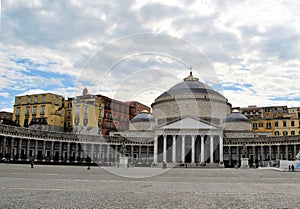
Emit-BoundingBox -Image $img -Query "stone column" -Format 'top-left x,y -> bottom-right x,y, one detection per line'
237,146 -> 240,166
146,145 -> 149,164
42,141 -> 46,162
163,135 -> 167,163
191,135 -> 195,163
210,135 -> 214,163
107,144 -> 110,163
228,146 -> 232,166
138,145 -> 142,164
98,144 -> 102,162
58,142 -> 62,162
172,135 -> 176,163
18,138 -> 22,161
91,144 -> 94,162
115,144 -> 118,163
285,145 -> 289,160
67,143 -> 70,162
10,138 -> 14,161
2,136 -> 6,158
294,145 -> 297,160
26,139 -> 30,161
43,141 -> 47,159
78,144 -> 82,163
276,145 -> 280,160
131,145 -> 134,159
50,141 -> 54,162
34,140 -> 38,161
269,145 -> 272,160
42,140 -> 46,162
181,135 -> 185,163
81,144 -> 85,163
200,135 -> 205,164
219,136 -> 224,164
153,136 -> 158,163
252,146 -> 256,167
261,145 -> 264,163
74,143 -> 78,163
2,137 -> 6,160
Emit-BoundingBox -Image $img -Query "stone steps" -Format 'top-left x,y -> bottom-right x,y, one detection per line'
155,163 -> 223,168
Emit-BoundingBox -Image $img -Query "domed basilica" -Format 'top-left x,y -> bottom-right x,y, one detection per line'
2,70 -> 299,168
119,71 -> 258,167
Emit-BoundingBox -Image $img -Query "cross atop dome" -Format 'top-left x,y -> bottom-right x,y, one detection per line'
183,66 -> 199,81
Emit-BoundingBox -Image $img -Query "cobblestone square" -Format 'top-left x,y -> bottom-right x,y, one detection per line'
0,164 -> 299,208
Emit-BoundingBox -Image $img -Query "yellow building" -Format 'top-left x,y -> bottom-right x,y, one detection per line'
240,105 -> 300,136
272,107 -> 300,136
73,88 -> 104,135
273,119 -> 300,136
251,119 -> 274,135
13,93 -> 65,131
252,118 -> 300,136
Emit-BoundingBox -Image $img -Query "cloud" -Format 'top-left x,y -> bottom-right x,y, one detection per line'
0,92 -> 10,98
1,0 -> 300,112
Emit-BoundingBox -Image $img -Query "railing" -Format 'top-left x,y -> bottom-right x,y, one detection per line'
224,135 -> 300,145
1,124 -> 299,146
0,124 -> 152,145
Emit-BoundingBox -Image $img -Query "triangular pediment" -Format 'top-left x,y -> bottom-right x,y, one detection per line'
158,117 -> 220,130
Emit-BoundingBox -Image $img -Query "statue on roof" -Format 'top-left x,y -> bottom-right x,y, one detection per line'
183,66 -> 199,81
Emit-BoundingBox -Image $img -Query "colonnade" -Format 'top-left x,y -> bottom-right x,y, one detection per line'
224,144 -> 300,167
1,127 -> 300,168
0,136 -> 153,164
153,134 -> 223,164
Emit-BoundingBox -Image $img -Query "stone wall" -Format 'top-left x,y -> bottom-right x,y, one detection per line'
224,130 -> 256,138
224,121 -> 251,131
152,97 -> 231,123
129,121 -> 155,131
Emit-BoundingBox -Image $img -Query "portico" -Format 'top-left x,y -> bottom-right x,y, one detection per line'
153,117 -> 223,166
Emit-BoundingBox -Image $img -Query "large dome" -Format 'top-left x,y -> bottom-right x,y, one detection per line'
151,71 -> 231,125
156,74 -> 225,100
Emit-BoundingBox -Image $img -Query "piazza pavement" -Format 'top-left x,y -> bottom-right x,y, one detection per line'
0,164 -> 299,208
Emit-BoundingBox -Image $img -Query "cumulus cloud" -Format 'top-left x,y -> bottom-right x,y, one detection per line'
1,0 -> 300,111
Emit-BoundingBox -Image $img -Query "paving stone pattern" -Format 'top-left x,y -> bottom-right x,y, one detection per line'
0,164 -> 299,208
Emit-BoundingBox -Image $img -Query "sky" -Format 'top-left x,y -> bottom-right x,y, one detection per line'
1,0 -> 300,112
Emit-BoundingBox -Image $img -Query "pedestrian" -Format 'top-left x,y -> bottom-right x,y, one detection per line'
289,164 -> 291,172
291,164 -> 294,172
87,166 -> 90,170
30,160 -> 34,168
